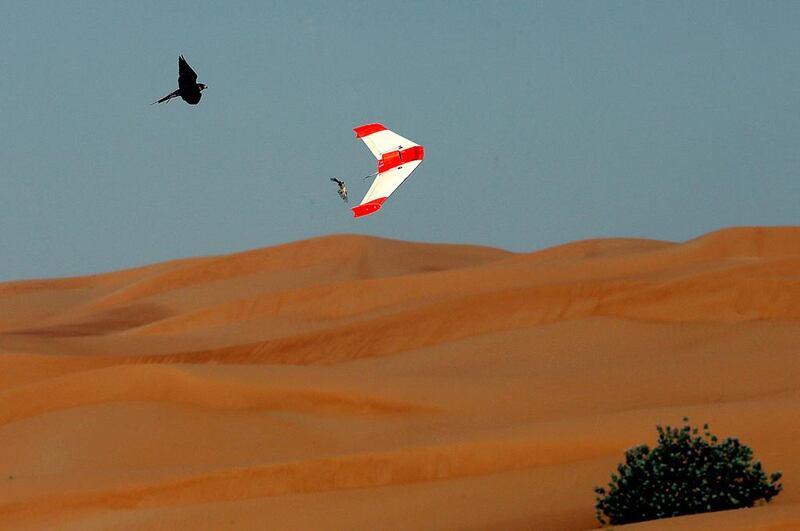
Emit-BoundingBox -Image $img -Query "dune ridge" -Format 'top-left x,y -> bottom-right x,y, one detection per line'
0,226 -> 798,530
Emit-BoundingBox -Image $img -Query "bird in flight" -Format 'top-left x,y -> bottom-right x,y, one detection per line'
153,55 -> 207,105
330,178 -> 348,202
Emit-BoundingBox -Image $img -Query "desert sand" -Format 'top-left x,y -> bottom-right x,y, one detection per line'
0,226 -> 799,530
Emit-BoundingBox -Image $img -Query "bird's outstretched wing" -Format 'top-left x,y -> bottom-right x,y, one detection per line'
330,178 -> 344,186
152,89 -> 180,105
178,55 -> 197,83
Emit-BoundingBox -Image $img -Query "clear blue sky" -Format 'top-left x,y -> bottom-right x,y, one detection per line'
1,1 -> 798,280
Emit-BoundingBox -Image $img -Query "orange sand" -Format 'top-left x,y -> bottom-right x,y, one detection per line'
0,227 -> 798,530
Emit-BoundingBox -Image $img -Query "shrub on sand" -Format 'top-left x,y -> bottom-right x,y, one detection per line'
594,417 -> 783,526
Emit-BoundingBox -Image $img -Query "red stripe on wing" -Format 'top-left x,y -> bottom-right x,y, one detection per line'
377,145 -> 424,174
353,123 -> 387,138
351,197 -> 387,218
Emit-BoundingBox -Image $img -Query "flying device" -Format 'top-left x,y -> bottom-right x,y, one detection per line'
153,55 -> 207,105
351,124 -> 425,218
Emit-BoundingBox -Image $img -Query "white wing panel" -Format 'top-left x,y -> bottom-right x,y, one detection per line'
354,123 -> 419,159
362,160 -> 421,204
361,130 -> 419,160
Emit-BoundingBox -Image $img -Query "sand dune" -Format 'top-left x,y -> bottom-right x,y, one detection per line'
0,226 -> 798,530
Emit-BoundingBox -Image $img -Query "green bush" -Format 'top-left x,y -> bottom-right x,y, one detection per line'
594,418 -> 783,526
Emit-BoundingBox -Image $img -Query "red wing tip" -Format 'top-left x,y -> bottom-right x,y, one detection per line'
352,197 -> 387,218
354,123 -> 386,138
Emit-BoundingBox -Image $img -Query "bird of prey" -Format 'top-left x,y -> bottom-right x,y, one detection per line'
153,55 -> 207,105
330,178 -> 348,202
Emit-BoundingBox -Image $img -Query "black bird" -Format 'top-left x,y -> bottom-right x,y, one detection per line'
330,178 -> 348,202
153,55 -> 207,105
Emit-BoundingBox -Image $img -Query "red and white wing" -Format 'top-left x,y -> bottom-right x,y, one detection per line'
351,160 -> 423,217
352,124 -> 425,218
353,123 -> 418,159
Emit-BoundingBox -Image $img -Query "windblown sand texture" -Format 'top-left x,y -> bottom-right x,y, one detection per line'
1,226 -> 799,530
